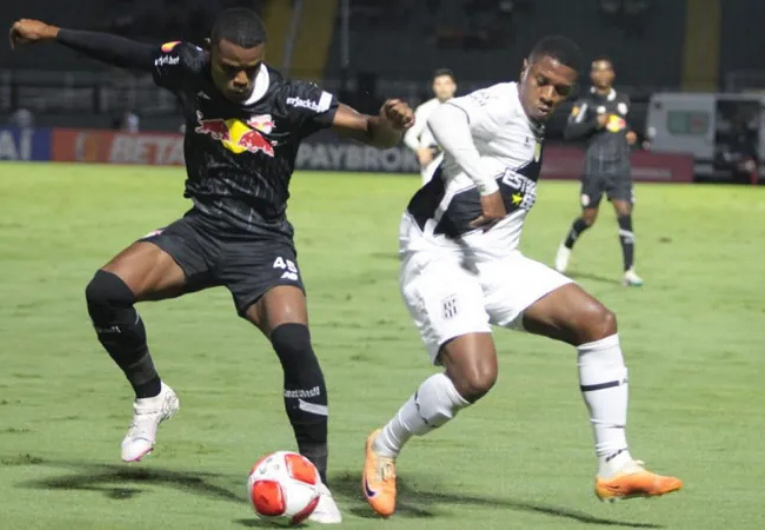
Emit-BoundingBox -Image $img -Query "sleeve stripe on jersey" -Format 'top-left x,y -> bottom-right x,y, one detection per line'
318,91 -> 333,113
574,103 -> 588,123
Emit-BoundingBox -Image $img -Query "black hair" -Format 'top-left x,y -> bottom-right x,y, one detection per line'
529,35 -> 583,73
592,55 -> 614,67
211,8 -> 267,48
432,68 -> 456,83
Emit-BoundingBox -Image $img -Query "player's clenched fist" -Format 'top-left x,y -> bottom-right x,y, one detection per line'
470,191 -> 507,231
9,19 -> 59,48
380,99 -> 414,131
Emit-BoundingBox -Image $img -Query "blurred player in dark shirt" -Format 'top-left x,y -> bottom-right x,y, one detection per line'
554,57 -> 643,287
11,9 -> 413,523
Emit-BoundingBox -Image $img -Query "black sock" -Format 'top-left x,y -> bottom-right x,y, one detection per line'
617,215 -> 635,271
85,270 -> 161,399
564,217 -> 591,249
271,323 -> 329,486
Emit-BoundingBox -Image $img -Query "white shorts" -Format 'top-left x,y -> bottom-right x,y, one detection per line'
400,251 -> 573,364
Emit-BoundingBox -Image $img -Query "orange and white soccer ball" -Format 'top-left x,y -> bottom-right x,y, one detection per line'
247,451 -> 320,525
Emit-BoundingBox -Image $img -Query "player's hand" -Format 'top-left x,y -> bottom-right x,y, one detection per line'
417,147 -> 434,166
380,99 -> 414,132
469,191 -> 506,231
596,114 -> 610,129
9,19 -> 59,49
625,131 -> 638,145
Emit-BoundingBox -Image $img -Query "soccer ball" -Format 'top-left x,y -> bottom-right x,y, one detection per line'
247,451 -> 320,525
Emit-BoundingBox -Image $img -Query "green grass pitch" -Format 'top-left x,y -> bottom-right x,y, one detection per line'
1,163 -> 764,529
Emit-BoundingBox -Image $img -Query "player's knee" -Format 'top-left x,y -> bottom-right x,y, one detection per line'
578,303 -> 618,343
451,360 -> 497,403
581,212 -> 598,227
85,270 -> 136,324
615,203 -> 632,217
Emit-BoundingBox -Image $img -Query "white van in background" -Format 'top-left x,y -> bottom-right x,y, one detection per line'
645,92 -> 764,181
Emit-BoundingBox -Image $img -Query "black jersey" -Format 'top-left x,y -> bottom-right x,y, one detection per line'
151,41 -> 339,236
565,88 -> 631,174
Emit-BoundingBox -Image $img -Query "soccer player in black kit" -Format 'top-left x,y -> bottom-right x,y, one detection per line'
10,9 -> 413,523
554,57 -> 643,287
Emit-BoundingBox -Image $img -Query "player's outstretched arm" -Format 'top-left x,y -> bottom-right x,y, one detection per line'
331,100 -> 414,149
10,19 -> 154,70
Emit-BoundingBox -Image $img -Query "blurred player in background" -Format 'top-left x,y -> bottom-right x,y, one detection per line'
403,68 -> 457,184
11,9 -> 413,524
554,57 -> 642,286
362,38 -> 681,517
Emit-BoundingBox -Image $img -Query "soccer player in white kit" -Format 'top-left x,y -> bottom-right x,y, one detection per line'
362,36 -> 682,517
403,68 -> 457,184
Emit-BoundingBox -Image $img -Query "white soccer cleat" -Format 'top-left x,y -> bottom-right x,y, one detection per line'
120,382 -> 179,462
308,482 -> 343,524
555,243 -> 571,273
622,268 -> 644,287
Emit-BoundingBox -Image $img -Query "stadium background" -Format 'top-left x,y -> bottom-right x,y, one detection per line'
1,2 -> 765,530
1,0 -> 764,181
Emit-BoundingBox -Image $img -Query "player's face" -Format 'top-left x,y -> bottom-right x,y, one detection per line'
432,75 -> 456,102
211,39 -> 266,103
519,55 -> 578,121
591,60 -> 614,89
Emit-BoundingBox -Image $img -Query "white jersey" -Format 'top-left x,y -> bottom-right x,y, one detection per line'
403,98 -> 442,151
401,82 -> 544,263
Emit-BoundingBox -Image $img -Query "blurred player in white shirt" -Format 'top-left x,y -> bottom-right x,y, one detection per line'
403,68 -> 457,184
362,36 -> 682,518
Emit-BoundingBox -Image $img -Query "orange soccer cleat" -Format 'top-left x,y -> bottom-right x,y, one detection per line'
595,460 -> 683,501
362,429 -> 397,517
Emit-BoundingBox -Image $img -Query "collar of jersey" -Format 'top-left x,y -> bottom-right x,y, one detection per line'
590,86 -> 616,101
242,66 -> 271,106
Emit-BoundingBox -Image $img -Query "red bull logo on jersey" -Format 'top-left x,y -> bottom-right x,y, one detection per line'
247,114 -> 275,134
194,114 -> 275,156
160,41 -> 181,52
606,114 -> 627,133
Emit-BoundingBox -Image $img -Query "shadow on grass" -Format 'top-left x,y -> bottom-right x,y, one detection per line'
568,270 -> 623,286
329,472 -> 662,528
20,460 -> 242,504
18,459 -> 662,528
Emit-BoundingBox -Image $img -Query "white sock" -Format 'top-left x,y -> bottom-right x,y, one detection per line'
373,373 -> 469,458
578,334 -> 633,477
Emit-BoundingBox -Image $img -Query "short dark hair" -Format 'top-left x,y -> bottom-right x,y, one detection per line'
592,55 -> 614,67
432,68 -> 456,83
211,8 -> 267,48
529,35 -> 583,73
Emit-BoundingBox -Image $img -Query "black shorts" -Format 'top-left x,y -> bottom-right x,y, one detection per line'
141,210 -> 304,317
580,171 -> 634,208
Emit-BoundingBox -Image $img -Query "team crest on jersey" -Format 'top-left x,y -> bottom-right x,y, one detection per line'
194,111 -> 275,157
618,102 -> 628,115
161,41 -> 181,52
571,105 -> 580,117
